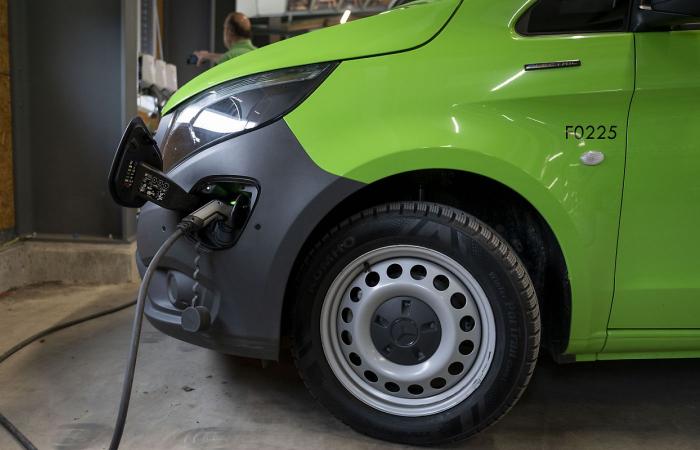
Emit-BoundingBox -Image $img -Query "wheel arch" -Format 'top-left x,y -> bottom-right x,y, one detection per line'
283,168 -> 572,358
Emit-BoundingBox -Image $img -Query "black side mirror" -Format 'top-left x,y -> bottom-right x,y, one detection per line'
109,117 -> 199,211
633,0 -> 700,31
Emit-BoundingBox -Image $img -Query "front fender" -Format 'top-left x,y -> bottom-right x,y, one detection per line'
325,146 -> 598,354
284,4 -> 632,355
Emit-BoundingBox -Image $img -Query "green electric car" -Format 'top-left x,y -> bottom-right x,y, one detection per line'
126,0 -> 700,444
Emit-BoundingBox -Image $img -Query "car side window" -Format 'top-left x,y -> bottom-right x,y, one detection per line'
517,0 -> 632,35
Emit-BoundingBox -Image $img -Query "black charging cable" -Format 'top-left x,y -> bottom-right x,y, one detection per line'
109,200 -> 231,450
0,200 -> 232,450
0,301 -> 137,366
107,227 -> 184,450
0,298 -> 137,450
0,413 -> 38,450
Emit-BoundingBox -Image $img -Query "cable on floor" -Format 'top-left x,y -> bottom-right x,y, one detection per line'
0,296 -> 137,449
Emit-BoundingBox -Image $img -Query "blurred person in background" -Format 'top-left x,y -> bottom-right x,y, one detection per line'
194,12 -> 257,65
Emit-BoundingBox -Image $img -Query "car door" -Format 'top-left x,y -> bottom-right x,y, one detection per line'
510,0 -> 635,354
609,29 -> 700,330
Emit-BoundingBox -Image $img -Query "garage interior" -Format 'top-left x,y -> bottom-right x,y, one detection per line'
2,284 -> 700,449
1,0 -> 700,449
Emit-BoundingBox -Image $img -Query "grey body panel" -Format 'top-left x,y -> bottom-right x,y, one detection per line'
137,119 -> 364,359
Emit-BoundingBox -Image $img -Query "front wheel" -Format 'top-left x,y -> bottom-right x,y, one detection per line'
292,202 -> 540,445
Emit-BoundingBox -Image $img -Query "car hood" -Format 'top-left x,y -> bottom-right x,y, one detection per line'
163,0 -> 461,114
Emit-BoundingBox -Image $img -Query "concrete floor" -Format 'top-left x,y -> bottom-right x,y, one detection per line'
1,284 -> 699,450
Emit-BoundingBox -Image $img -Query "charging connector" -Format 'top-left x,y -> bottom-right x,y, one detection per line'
178,200 -> 233,234
109,200 -> 230,450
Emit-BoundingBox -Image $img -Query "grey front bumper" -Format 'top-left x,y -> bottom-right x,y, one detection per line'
136,119 -> 363,359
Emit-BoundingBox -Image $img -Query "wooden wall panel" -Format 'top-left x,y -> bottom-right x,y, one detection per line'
0,0 -> 14,234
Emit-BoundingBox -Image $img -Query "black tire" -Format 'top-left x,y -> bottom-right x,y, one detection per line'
291,202 -> 540,445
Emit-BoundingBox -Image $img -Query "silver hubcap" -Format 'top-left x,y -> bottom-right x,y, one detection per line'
320,245 -> 496,417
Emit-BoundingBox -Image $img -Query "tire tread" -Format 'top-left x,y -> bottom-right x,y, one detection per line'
291,201 -> 541,445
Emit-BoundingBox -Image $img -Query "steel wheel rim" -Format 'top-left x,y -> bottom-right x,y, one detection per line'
320,245 -> 496,417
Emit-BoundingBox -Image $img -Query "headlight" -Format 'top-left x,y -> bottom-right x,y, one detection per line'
160,63 -> 336,170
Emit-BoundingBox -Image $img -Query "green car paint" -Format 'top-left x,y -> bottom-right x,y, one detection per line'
604,30 -> 700,354
163,0 -> 462,114
165,0 -> 700,361
288,0 -> 636,358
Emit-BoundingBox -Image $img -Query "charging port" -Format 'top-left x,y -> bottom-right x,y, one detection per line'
189,177 -> 259,249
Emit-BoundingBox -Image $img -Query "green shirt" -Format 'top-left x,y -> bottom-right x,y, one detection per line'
219,39 -> 257,64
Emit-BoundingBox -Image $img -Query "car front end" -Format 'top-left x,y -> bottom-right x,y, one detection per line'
134,0 -> 462,359
136,64 -> 365,359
